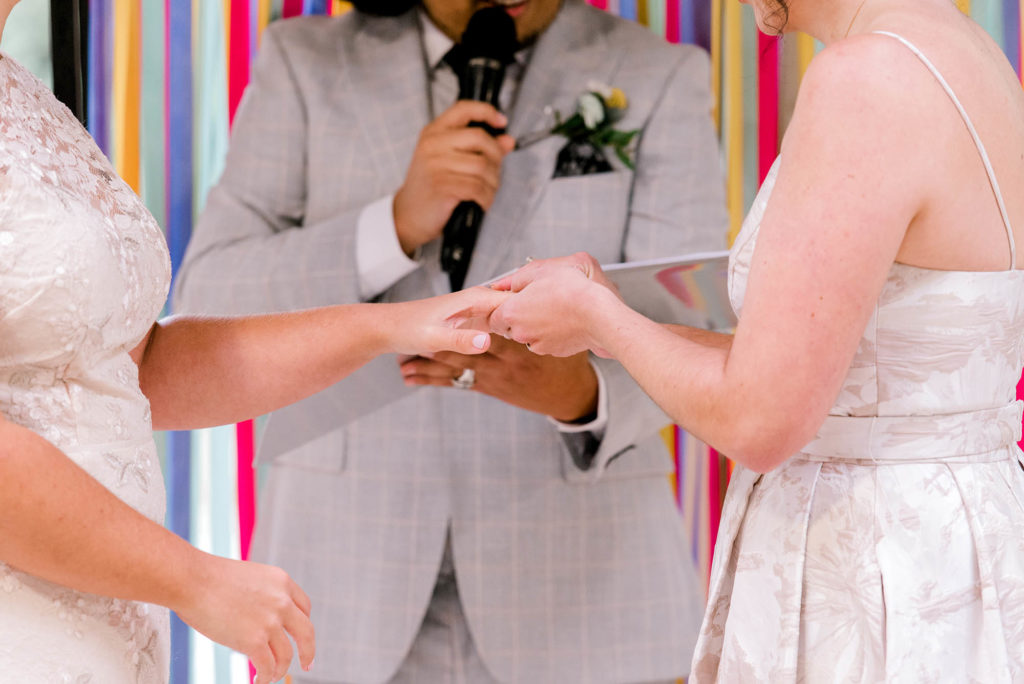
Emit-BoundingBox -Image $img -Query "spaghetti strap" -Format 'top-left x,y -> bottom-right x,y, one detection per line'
873,30 -> 1016,270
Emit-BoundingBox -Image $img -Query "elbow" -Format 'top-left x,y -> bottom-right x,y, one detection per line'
737,451 -> 792,475
717,412 -> 822,474
724,440 -> 792,474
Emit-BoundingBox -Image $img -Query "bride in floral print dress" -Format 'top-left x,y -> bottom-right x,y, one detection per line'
0,1 -> 504,680
487,0 -> 1024,681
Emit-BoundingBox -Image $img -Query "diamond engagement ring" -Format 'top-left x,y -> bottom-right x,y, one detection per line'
452,368 -> 476,390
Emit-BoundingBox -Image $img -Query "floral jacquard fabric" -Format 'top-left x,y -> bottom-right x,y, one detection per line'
690,143 -> 1024,681
0,54 -> 171,681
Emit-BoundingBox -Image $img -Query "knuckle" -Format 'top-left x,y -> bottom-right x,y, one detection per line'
268,565 -> 290,586
443,180 -> 463,201
468,128 -> 492,147
473,178 -> 490,197
247,638 -> 268,660
471,156 -> 489,176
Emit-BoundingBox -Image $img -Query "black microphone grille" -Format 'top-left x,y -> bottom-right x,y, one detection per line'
460,7 -> 518,64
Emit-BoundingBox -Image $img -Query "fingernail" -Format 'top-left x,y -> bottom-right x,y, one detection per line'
473,334 -> 488,349
304,659 -> 314,672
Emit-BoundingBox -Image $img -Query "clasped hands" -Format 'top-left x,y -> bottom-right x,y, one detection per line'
400,252 -> 621,422
486,251 -> 621,358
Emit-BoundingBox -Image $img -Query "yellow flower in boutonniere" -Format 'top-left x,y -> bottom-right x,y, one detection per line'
584,81 -> 628,120
605,87 -> 628,111
548,81 -> 640,169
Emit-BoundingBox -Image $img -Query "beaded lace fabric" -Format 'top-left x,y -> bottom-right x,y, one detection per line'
0,54 -> 171,682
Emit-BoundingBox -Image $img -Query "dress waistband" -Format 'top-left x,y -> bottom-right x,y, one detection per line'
796,401 -> 1023,465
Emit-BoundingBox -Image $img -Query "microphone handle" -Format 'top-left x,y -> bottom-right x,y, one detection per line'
441,60 -> 507,290
441,200 -> 485,291
461,58 -> 505,106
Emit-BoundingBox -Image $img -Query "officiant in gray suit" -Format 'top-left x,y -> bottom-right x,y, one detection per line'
174,0 -> 727,681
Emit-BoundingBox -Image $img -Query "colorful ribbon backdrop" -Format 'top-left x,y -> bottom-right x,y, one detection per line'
82,1 -> 1023,681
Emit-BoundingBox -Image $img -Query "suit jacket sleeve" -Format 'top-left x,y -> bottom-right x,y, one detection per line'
574,44 -> 728,480
173,24 -> 382,315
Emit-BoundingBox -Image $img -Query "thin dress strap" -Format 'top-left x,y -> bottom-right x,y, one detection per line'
873,30 -> 1017,270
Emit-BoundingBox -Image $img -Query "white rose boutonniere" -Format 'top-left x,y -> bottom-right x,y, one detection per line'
549,81 -> 639,169
578,92 -> 606,129
516,81 -> 640,171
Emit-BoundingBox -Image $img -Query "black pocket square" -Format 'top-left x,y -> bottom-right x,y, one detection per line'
552,139 -> 613,178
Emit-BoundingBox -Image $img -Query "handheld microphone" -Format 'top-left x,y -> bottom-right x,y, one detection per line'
439,7 -> 518,291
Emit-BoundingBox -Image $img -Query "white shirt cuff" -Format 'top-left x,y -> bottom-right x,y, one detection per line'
549,359 -> 608,437
356,194 -> 420,300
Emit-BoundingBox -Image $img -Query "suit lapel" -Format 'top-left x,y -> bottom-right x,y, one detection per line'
334,12 -> 432,191
330,12 -> 456,296
464,1 -> 626,286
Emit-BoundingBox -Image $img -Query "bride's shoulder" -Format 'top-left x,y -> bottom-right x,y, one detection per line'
785,33 -> 940,154
797,33 -> 923,107
776,34 -> 935,216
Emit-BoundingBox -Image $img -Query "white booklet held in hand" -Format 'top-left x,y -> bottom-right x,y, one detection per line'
602,250 -> 736,331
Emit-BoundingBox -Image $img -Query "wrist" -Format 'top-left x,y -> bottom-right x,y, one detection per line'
396,231 -> 418,258
554,400 -> 598,424
551,365 -> 598,423
362,302 -> 401,355
583,283 -> 623,352
163,544 -> 211,615
392,194 -> 422,257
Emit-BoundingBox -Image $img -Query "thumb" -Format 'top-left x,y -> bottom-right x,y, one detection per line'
441,329 -> 492,355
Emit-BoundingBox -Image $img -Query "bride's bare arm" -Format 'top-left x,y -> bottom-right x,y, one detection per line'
133,289 -> 503,431
494,40 -> 930,473
0,414 -> 313,683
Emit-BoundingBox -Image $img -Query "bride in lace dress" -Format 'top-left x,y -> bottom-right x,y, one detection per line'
0,3 -> 502,681
487,0 -> 1024,681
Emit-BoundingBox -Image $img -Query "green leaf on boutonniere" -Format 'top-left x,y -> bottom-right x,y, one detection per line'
534,82 -> 640,170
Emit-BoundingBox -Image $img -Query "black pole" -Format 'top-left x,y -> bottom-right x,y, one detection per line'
49,0 -> 88,126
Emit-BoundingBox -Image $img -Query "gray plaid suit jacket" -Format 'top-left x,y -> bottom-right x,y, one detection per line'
174,2 -> 727,681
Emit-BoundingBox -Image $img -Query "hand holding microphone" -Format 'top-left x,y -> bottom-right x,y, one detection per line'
392,7 -> 518,289
393,102 -> 513,258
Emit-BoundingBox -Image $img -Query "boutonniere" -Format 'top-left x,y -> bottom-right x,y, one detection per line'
516,81 -> 641,171
549,82 -> 640,169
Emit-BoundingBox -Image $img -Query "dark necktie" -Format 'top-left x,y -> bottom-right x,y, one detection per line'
441,43 -> 467,76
